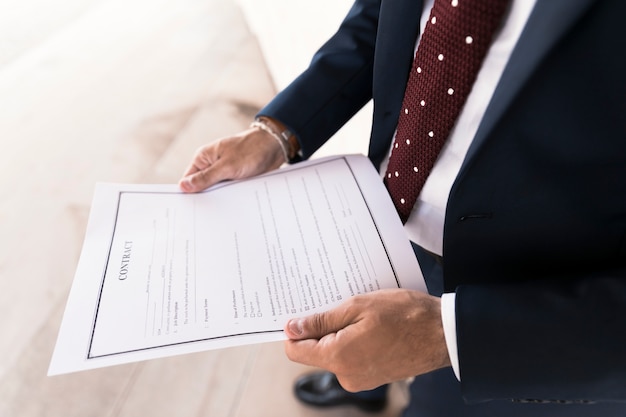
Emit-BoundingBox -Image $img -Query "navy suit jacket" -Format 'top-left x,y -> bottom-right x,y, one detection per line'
260,0 -> 626,405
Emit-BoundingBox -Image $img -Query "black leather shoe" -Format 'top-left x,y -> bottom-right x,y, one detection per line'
294,372 -> 387,412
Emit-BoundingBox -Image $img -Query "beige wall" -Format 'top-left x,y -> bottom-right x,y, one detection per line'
236,0 -> 372,158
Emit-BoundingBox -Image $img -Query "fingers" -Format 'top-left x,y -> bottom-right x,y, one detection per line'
283,316 -> 363,383
284,303 -> 360,341
178,144 -> 217,192
283,338 -> 329,368
181,150 -> 211,178
178,128 -> 286,193
283,326 -> 344,370
179,158 -> 231,193
283,301 -> 363,370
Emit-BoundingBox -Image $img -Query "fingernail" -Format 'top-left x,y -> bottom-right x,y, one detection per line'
288,319 -> 304,336
180,179 -> 192,191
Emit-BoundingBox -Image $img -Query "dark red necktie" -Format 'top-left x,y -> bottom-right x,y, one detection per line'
384,0 -> 510,223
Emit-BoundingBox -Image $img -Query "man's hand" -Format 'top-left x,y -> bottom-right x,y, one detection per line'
179,127 -> 286,192
283,289 -> 451,392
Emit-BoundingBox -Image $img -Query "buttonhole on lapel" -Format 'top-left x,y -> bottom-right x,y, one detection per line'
458,213 -> 493,222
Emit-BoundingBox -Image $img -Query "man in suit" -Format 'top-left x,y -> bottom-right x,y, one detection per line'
179,0 -> 626,415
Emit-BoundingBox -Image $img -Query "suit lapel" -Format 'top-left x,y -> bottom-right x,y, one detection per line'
369,0 -> 424,165
375,0 -> 424,117
458,0 -> 598,175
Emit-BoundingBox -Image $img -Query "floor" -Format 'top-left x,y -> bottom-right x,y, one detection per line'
0,0 -> 408,416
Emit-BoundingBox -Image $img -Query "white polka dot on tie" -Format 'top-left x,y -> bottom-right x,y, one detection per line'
405,108 -> 409,114
448,88 -> 454,95
395,171 -> 399,177
420,100 -> 426,106
400,198 -> 406,204
413,167 -> 419,172
388,173 -> 391,178
431,16 -> 437,25
466,36 -> 473,44
451,0 -> 459,7
417,67 -> 422,73
406,139 -> 411,145
438,54 -> 444,61
395,143 -> 399,148
428,131 -> 434,137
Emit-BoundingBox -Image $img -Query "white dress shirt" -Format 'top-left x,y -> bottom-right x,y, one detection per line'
379,0 -> 537,379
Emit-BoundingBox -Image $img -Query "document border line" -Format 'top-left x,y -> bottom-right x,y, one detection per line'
87,157 -> 401,360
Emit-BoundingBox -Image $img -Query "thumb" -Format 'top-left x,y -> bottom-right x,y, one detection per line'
284,309 -> 354,341
179,162 -> 231,193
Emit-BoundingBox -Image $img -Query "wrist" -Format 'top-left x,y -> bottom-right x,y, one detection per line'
250,116 -> 299,162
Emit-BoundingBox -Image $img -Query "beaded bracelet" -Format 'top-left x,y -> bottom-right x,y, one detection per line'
250,119 -> 291,163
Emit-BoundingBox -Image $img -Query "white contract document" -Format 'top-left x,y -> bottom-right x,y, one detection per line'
49,154 -> 426,375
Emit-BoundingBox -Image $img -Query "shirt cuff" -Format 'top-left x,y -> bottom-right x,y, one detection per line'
441,292 -> 461,380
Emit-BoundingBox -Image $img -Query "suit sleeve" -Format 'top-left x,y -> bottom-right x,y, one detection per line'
258,0 -> 381,159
